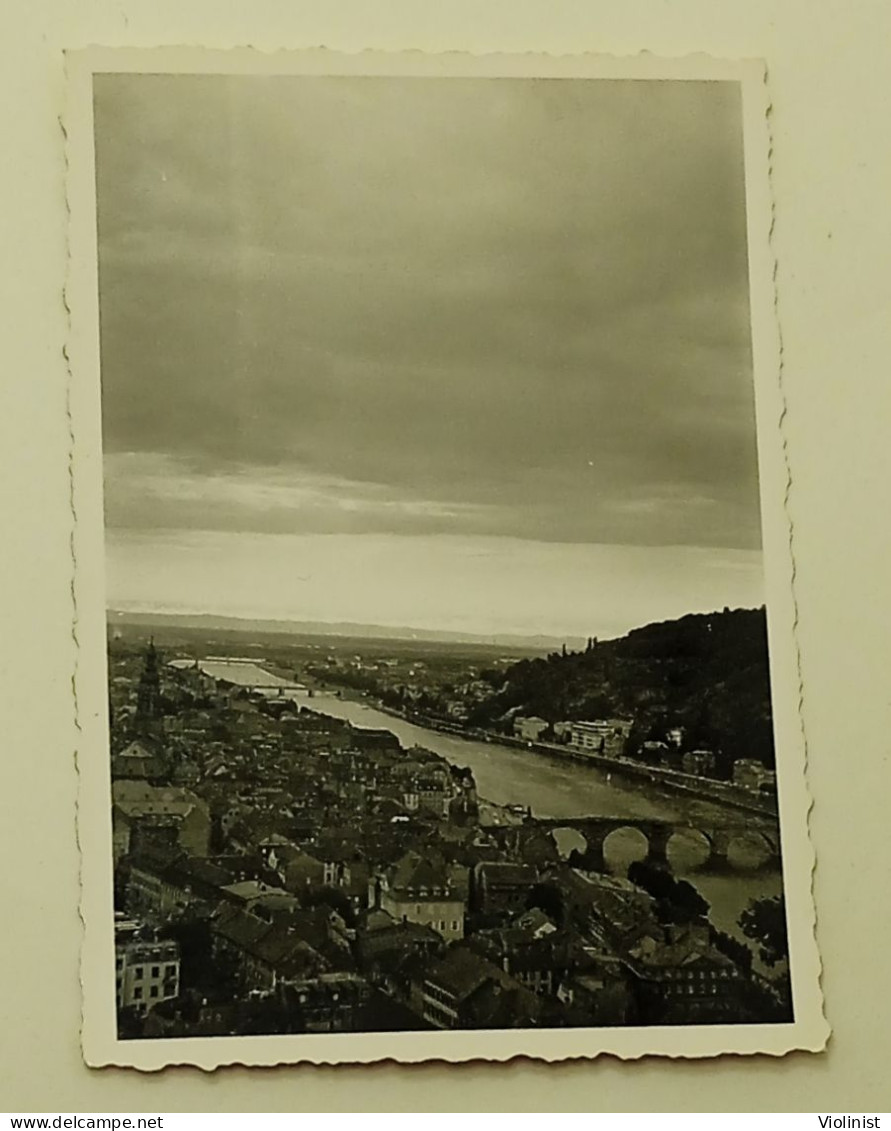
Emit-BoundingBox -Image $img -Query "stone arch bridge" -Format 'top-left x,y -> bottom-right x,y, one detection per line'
491,815 -> 781,874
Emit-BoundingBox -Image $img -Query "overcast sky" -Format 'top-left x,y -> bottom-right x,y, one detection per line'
95,73 -> 764,639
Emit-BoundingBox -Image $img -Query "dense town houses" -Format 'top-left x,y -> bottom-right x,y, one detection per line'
107,638 -> 790,1037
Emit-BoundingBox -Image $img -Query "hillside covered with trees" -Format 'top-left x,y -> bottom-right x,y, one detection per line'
468,607 -> 776,776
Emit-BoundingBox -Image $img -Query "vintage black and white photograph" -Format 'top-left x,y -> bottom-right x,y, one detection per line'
68,49 -> 825,1066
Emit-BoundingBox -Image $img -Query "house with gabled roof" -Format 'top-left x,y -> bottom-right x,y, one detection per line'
418,945 -> 542,1030
369,850 -> 467,942
210,904 -> 328,992
112,738 -> 170,783
112,780 -> 211,862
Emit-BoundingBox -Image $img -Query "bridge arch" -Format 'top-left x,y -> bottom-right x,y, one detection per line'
733,828 -> 780,870
665,826 -> 712,872
550,825 -> 589,863
514,816 -> 780,877
691,826 -> 780,872
561,819 -> 676,875
601,825 -> 650,873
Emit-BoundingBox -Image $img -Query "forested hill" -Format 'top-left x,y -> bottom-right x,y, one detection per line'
469,607 -> 776,772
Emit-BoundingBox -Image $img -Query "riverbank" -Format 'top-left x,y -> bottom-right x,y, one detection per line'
489,732 -> 778,819
302,690 -> 784,943
336,693 -> 778,819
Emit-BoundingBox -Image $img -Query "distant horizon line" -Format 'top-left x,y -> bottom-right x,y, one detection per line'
106,601 -> 764,649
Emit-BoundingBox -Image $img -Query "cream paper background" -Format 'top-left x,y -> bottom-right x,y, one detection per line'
1,0 -> 889,1112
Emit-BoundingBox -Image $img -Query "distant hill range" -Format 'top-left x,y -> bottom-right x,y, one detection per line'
106,609 -> 577,654
469,606 -> 775,770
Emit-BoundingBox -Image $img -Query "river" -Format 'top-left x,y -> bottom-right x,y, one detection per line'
307,693 -> 784,943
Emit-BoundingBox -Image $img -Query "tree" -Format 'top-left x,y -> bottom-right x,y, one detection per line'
710,927 -> 753,974
628,861 -> 710,924
739,895 -> 788,967
670,879 -> 710,923
525,882 -> 566,927
628,860 -> 674,900
688,696 -> 719,752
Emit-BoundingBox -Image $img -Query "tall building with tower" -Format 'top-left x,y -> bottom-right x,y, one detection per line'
135,639 -> 162,722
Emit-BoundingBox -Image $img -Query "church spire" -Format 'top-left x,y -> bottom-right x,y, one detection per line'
136,638 -> 161,721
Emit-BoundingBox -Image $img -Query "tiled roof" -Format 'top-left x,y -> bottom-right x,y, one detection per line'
220,879 -> 292,903
251,926 -> 315,970
113,781 -> 208,822
388,851 -> 451,895
211,906 -> 270,951
164,856 -> 233,890
463,978 -> 542,1029
128,844 -> 183,873
359,921 -> 441,958
478,861 -> 538,886
424,946 -> 508,1001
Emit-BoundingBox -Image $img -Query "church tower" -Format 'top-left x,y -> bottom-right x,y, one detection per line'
135,638 -> 162,722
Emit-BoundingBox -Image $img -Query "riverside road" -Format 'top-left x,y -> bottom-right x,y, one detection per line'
308,693 -> 784,945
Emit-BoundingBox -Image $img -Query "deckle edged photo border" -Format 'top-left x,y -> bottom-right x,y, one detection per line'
65,46 -> 827,1069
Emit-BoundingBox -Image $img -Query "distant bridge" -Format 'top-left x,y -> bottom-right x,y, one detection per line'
490,815 -> 781,874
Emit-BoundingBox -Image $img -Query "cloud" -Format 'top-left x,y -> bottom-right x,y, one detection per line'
104,451 -> 495,537
105,449 -> 758,549
94,74 -> 761,552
